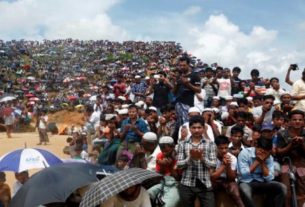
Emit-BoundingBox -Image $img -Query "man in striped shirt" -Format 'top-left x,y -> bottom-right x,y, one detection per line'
177,115 -> 217,207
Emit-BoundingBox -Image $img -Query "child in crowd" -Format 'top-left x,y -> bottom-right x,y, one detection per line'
115,154 -> 130,170
155,136 -> 177,176
228,126 -> 244,158
212,135 -> 245,207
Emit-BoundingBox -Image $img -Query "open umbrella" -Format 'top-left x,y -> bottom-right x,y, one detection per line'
0,95 -> 16,103
29,97 -> 39,101
0,148 -> 63,172
9,163 -> 102,207
80,168 -> 162,207
25,93 -> 35,98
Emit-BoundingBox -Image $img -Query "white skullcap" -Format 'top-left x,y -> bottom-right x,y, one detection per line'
153,74 -> 160,79
229,102 -> 239,107
135,100 -> 145,107
246,97 -> 253,102
145,76 -> 150,80
105,114 -> 116,121
225,95 -> 233,100
118,108 -> 128,115
212,107 -> 219,113
149,106 -> 157,112
202,108 -> 213,112
118,96 -> 126,101
122,104 -> 129,109
159,136 -> 174,144
135,75 -> 141,79
213,96 -> 220,100
188,107 -> 201,114
143,132 -> 157,141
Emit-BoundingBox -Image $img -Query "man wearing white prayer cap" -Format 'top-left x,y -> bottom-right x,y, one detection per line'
141,132 -> 161,171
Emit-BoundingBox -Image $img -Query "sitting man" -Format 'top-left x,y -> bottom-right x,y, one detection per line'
237,137 -> 286,207
212,135 -> 245,207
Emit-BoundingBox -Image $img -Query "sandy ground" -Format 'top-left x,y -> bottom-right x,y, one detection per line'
0,131 -> 69,190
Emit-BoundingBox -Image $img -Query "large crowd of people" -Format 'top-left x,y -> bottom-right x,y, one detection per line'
1,39 -> 305,207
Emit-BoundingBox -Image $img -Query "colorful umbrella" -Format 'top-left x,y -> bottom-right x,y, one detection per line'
0,148 -> 63,173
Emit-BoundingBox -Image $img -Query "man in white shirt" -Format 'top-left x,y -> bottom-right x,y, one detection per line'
252,94 -> 275,125
211,135 -> 245,207
265,77 -> 285,104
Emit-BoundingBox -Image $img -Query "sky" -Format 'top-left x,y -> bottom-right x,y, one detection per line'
0,0 -> 305,88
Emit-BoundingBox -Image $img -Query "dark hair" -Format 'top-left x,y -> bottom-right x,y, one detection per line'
205,67 -> 213,72
0,172 -> 6,181
237,98 -> 248,106
263,94 -> 275,101
215,135 -> 230,146
253,95 -> 262,101
128,104 -> 138,110
288,109 -> 305,119
179,55 -> 191,65
256,137 -> 272,151
270,77 -> 279,83
250,69 -> 260,77
272,110 -> 285,120
86,105 -> 94,113
189,115 -> 205,127
231,126 -> 244,136
157,71 -> 167,77
235,111 -> 248,119
232,67 -> 241,73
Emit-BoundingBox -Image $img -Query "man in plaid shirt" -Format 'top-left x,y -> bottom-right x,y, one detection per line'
177,115 -> 217,207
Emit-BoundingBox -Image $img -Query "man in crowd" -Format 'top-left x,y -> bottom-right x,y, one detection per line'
177,115 -> 217,207
212,135 -> 245,207
118,104 -> 148,156
276,110 -> 305,207
173,55 -> 201,128
252,94 -> 275,125
238,137 -> 286,207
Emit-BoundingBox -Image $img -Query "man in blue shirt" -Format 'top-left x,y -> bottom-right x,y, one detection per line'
237,137 -> 286,207
117,104 -> 148,157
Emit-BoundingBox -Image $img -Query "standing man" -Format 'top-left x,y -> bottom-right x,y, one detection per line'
177,115 -> 217,207
238,137 -> 286,207
146,71 -> 173,111
291,68 -> 305,112
37,109 -> 49,145
276,110 -> 305,207
173,55 -> 201,128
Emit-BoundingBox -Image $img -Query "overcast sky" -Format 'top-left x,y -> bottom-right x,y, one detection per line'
0,0 -> 305,88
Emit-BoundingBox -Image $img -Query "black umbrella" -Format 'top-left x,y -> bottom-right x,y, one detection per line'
80,168 -> 162,207
9,163 -> 102,207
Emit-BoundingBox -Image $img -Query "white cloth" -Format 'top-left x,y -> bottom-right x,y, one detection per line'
291,79 -> 305,112
146,145 -> 161,172
38,115 -> 48,129
12,181 -> 23,197
217,78 -> 231,98
216,152 -> 237,178
194,89 -> 206,113
89,111 -> 101,129
4,113 -> 14,125
265,87 -> 286,103
100,187 -> 152,207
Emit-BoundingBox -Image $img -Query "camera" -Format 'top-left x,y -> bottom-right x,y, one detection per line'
290,64 -> 299,71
